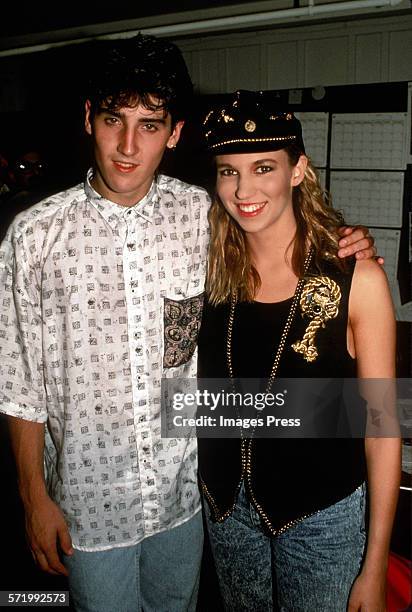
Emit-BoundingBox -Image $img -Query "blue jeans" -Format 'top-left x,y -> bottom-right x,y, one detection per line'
204,484 -> 366,612
64,511 -> 203,612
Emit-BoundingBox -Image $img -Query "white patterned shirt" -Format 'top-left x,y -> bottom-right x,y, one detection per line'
0,170 -> 210,551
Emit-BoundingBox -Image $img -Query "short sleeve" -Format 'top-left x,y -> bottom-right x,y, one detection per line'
0,221 -> 47,422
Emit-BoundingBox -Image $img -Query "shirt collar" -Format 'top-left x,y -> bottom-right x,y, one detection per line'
84,168 -> 160,229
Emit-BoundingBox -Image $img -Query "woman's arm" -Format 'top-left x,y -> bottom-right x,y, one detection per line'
348,259 -> 401,612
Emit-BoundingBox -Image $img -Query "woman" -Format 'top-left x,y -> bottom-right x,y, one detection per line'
197,90 -> 400,611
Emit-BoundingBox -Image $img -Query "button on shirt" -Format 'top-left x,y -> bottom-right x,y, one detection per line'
0,170 -> 210,550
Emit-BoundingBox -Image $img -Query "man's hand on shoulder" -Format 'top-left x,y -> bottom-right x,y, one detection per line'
337,225 -> 384,265
24,492 -> 73,576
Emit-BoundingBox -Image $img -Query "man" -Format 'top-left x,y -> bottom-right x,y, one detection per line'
0,34 -> 374,611
0,34 -> 207,612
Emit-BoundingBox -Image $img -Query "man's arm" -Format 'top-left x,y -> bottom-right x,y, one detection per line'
0,221 -> 73,575
7,416 -> 73,576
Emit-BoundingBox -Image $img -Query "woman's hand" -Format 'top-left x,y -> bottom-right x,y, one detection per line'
348,568 -> 387,611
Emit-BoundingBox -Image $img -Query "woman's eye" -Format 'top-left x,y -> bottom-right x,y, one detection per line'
256,166 -> 273,174
220,168 -> 236,177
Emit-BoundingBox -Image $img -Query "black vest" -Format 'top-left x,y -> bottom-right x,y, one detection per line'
197,258 -> 366,535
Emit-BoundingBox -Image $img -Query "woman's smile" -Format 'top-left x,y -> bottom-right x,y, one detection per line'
236,201 -> 267,216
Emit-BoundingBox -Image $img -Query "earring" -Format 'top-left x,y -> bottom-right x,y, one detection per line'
168,143 -> 177,150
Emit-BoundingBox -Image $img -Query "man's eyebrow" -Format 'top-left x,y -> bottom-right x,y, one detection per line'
98,107 -> 121,117
137,117 -> 167,124
97,108 -> 167,124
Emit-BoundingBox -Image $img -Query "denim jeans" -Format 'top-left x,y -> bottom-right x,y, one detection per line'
204,483 -> 366,612
64,510 -> 203,612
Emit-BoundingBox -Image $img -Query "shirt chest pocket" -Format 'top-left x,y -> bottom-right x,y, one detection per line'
163,293 -> 204,369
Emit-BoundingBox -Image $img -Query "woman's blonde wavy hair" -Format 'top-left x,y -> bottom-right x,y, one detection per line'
206,144 -> 345,304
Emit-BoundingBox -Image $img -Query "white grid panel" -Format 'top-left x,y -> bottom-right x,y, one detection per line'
295,112 -> 328,168
372,228 -> 401,292
330,113 -> 409,170
330,171 -> 404,228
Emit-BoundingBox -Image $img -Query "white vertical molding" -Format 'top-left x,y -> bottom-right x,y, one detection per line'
181,50 -> 193,78
380,30 -> 390,82
297,38 -> 306,88
260,41 -> 269,91
218,47 -> 227,93
265,41 -> 271,90
198,48 -> 224,93
187,50 -> 200,94
347,32 -> 356,84
223,47 -> 230,92
181,50 -> 194,88
407,81 -> 412,166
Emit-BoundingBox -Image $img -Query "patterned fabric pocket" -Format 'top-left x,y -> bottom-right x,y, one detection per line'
163,294 -> 204,368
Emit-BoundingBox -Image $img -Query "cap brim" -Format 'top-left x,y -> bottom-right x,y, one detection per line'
209,135 -> 304,155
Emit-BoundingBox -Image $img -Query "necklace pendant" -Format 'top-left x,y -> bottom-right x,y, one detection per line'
292,275 -> 341,363
291,340 -> 319,362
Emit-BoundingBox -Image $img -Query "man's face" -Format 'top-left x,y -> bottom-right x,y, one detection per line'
14,151 -> 46,190
85,100 -> 184,206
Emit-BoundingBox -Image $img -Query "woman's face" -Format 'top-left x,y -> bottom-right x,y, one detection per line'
215,149 -> 306,238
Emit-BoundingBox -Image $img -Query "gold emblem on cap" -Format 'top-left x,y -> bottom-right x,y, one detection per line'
223,114 -> 234,123
245,119 -> 256,133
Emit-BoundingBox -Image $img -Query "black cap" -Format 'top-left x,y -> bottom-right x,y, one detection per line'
203,90 -> 305,155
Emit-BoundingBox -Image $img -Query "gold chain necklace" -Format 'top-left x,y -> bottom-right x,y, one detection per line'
226,248 -> 313,412
225,248 -> 314,507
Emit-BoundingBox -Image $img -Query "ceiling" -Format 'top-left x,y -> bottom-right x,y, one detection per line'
2,0 -> 410,56
2,0 -> 257,37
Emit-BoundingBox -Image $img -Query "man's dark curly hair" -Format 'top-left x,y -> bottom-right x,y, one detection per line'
86,33 -> 193,124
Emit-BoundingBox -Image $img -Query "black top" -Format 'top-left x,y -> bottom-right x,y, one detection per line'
197,258 -> 366,534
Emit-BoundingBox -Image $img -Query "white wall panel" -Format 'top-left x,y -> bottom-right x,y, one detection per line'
177,14 -> 412,92
225,45 -> 261,91
389,29 -> 412,81
355,33 -> 383,83
198,48 -> 225,93
267,41 -> 299,90
304,36 -> 349,86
